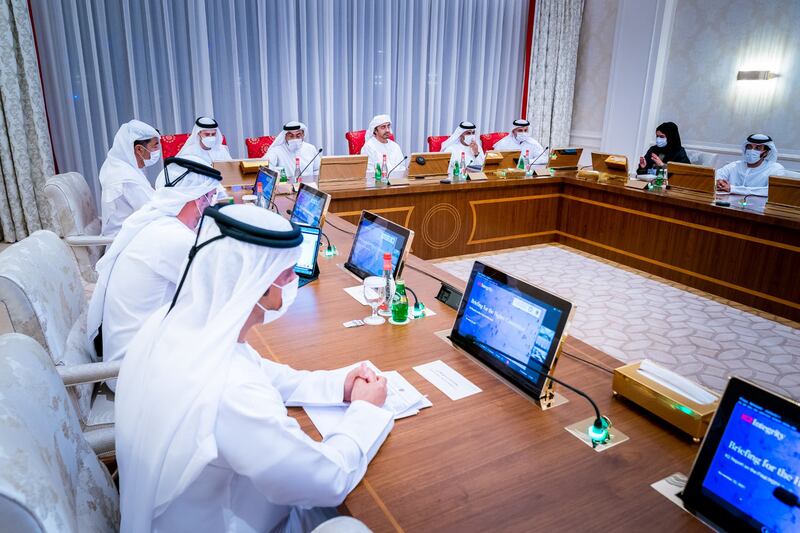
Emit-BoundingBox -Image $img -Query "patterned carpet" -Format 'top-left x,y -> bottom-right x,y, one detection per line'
435,244 -> 800,400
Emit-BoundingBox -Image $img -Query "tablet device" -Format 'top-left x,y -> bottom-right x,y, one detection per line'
254,167 -> 279,205
294,225 -> 322,287
290,183 -> 331,228
449,261 -> 573,401
344,211 -> 414,280
681,377 -> 800,532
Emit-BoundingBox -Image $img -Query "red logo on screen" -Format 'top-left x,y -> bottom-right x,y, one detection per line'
741,414 -> 754,423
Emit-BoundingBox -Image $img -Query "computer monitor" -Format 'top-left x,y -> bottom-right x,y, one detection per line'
681,377 -> 800,532
253,167 -> 279,205
290,183 -> 331,228
344,211 -> 414,280
295,225 -> 322,287
449,261 -> 573,402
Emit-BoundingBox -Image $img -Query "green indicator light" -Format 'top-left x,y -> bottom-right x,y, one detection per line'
675,404 -> 694,416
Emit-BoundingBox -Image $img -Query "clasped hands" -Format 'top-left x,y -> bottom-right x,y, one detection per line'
343,362 -> 388,406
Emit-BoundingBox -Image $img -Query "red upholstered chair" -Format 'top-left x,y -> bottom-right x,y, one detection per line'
427,135 -> 449,152
245,136 -> 276,158
344,129 -> 395,155
160,133 -> 228,159
480,132 -> 508,151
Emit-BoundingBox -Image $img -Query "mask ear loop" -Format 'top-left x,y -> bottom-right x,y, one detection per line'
167,211 -> 224,314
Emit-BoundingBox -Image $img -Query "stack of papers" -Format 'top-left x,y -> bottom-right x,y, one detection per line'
304,363 -> 432,438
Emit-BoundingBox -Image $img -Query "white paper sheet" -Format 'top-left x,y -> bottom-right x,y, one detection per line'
413,360 -> 481,400
344,285 -> 369,306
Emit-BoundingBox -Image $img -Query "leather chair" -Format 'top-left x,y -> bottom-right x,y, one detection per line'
245,135 -> 276,158
427,135 -> 448,152
0,231 -> 116,456
480,132 -> 508,151
344,129 -> 395,155
0,333 -> 120,532
160,133 -> 228,159
685,149 -> 719,169
43,172 -> 113,285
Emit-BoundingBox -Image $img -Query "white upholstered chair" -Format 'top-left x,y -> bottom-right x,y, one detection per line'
0,333 -> 120,532
0,231 -> 116,456
685,149 -> 719,169
43,172 -> 112,284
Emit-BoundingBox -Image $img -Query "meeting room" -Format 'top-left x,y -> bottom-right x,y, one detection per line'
1,0 -> 799,531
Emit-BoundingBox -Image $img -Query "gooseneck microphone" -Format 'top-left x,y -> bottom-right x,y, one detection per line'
299,148 -> 324,178
386,155 -> 408,178
529,145 -> 549,168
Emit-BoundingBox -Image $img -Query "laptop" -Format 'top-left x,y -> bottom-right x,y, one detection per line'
343,211 -> 414,280
294,225 -> 322,288
253,167 -> 279,206
681,377 -> 800,532
289,182 -> 331,228
448,261 -> 573,405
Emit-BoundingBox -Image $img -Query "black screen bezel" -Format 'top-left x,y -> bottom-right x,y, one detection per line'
449,261 -> 572,399
294,225 -> 322,278
344,210 -> 411,280
682,377 -> 800,532
290,183 -> 331,228
254,167 -> 279,202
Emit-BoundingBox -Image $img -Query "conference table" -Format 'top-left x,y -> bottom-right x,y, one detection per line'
250,194 -> 710,532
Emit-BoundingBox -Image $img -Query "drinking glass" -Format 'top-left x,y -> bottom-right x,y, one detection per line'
363,276 -> 386,325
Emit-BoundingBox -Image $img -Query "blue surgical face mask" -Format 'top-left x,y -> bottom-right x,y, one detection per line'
655,137 -> 667,148
744,149 -> 763,164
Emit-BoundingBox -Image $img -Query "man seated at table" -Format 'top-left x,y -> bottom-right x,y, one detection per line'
493,119 -> 548,164
442,121 -> 485,169
87,156 -> 221,390
716,134 -> 783,196
99,119 -> 161,236
265,121 -> 321,180
178,116 -> 232,164
115,205 -> 393,532
361,114 -> 406,176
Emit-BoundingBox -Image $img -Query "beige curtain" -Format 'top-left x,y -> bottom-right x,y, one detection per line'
526,0 -> 584,148
0,0 -> 54,242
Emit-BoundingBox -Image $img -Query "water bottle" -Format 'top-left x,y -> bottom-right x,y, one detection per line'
378,252 -> 395,317
280,168 -> 288,183
255,183 -> 267,209
391,279 -> 409,325
293,156 -> 301,186
460,152 -> 467,179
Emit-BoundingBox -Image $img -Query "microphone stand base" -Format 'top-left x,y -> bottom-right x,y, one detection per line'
565,416 -> 629,452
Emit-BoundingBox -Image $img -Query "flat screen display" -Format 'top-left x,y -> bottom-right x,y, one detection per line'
683,377 -> 800,532
290,184 -> 330,228
345,211 -> 412,279
254,167 -> 278,205
449,261 -> 572,399
294,225 -> 321,278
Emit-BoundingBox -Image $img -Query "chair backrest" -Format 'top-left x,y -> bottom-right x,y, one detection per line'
245,135 -> 276,158
0,333 -> 120,533
685,149 -> 719,169
480,132 -> 508,151
345,129 -> 396,155
0,231 -> 94,418
160,133 -> 229,159
427,135 -> 449,152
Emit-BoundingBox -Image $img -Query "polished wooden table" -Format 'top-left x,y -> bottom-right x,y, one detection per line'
317,175 -> 800,322
249,206 -> 706,532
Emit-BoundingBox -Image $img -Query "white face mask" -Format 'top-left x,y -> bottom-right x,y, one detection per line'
256,277 -> 299,324
655,137 -> 667,148
287,139 -> 302,152
515,132 -> 528,143
143,148 -> 161,167
200,135 -> 216,149
744,149 -> 763,164
463,134 -> 475,145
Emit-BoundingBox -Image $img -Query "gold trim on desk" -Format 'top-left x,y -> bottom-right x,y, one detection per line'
332,206 -> 415,228
467,194 -> 560,245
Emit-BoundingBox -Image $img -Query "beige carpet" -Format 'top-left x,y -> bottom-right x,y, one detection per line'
436,244 -> 800,400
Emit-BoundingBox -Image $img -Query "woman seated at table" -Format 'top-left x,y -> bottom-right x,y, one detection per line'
638,122 -> 690,174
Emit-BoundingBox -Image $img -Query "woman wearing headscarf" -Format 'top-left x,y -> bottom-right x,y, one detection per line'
637,121 -> 690,173
115,205 -> 393,532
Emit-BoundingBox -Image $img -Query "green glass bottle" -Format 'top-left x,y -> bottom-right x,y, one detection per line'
653,168 -> 665,190
453,160 -> 461,181
391,279 -> 409,324
280,168 -> 288,183
375,162 -> 382,183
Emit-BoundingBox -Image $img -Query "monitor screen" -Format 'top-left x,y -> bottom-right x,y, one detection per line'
345,211 -> 412,279
294,226 -> 321,277
449,262 -> 572,399
683,377 -> 800,532
290,184 -> 330,228
255,167 -> 278,205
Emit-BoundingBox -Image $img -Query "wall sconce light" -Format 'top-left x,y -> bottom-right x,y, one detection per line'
737,70 -> 779,81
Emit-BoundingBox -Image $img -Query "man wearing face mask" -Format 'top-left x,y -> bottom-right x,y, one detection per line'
86,156 -> 222,391
361,114 -> 406,175
441,121 -> 485,169
493,119 -> 548,164
177,116 -> 233,164
264,121 -> 321,179
115,205 -> 393,533
716,134 -> 784,196
99,119 -> 161,236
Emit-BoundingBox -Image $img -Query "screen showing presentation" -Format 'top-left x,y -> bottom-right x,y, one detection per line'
700,395 -> 800,531
290,185 -> 329,228
294,226 -> 320,277
255,168 -> 277,204
345,212 -> 411,279
450,262 -> 572,398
